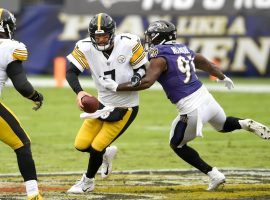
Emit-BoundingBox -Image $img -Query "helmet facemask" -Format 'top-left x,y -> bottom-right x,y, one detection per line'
89,29 -> 115,51
88,13 -> 116,51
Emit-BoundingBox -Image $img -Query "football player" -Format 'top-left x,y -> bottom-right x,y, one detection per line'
0,8 -> 43,200
99,20 -> 270,190
66,13 -> 147,193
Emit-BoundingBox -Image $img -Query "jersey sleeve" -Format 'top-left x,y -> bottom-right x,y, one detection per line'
2,40 -> 29,66
12,46 -> 28,61
67,41 -> 90,72
129,37 -> 148,69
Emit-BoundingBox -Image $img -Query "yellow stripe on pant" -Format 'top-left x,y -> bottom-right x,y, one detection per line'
0,102 -> 30,150
75,108 -> 135,152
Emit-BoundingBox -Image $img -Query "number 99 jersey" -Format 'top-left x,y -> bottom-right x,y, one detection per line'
148,43 -> 202,104
67,33 -> 148,108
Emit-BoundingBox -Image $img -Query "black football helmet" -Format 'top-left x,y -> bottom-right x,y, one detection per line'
145,20 -> 176,50
0,8 -> 16,39
88,13 -> 116,51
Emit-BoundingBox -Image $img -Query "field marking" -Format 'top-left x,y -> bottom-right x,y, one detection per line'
1,169 -> 270,200
1,169 -> 270,177
5,78 -> 270,93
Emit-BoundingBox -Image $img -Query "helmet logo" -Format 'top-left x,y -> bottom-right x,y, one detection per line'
117,55 -> 126,63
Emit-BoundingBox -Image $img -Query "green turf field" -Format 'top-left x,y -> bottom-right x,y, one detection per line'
0,82 -> 270,174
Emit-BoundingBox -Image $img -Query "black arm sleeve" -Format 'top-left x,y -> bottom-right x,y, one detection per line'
6,60 -> 35,98
66,62 -> 83,94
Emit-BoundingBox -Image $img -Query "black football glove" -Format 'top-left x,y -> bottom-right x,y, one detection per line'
131,73 -> 142,87
28,91 -> 44,111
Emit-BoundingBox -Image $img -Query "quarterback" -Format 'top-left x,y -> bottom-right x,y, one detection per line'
66,13 -> 147,193
0,8 -> 43,199
100,20 -> 270,190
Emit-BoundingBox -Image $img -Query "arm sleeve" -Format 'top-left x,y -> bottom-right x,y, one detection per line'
66,62 -> 84,94
6,60 -> 35,98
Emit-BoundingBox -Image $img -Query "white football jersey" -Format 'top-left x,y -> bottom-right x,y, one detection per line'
67,33 -> 148,107
0,39 -> 28,96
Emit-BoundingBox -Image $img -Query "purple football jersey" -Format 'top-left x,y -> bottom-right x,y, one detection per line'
148,43 -> 202,104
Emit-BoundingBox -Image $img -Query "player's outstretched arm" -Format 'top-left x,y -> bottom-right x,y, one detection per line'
194,53 -> 234,90
6,60 -> 44,110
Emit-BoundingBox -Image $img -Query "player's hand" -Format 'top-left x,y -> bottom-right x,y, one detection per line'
131,73 -> 142,87
77,91 -> 92,110
29,91 -> 43,111
98,76 -> 118,92
217,75 -> 234,90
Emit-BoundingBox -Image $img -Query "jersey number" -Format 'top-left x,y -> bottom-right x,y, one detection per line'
104,69 -> 116,81
177,55 -> 195,84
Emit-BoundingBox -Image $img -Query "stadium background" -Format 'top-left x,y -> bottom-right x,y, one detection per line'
3,0 -> 270,77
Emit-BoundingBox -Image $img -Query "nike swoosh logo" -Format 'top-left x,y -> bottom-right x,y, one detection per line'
104,166 -> 109,175
82,187 -> 91,192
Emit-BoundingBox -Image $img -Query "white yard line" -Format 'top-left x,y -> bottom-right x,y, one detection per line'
5,78 -> 270,93
1,168 -> 270,177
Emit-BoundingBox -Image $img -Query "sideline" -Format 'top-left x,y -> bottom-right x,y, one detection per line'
1,168 -> 270,177
5,78 -> 270,93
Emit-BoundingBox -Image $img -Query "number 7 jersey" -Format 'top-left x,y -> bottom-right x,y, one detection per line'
148,43 -> 202,104
67,33 -> 148,107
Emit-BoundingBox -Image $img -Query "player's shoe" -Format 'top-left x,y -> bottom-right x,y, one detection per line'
67,174 -> 94,193
207,167 -> 226,191
101,145 -> 118,179
239,119 -> 270,139
27,193 -> 43,200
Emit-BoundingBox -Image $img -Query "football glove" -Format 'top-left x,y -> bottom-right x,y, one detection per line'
217,75 -> 234,90
131,73 -> 142,87
28,91 -> 44,111
98,76 -> 118,92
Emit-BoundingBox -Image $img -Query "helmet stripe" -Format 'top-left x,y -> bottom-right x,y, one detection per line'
0,8 -> 3,19
97,13 -> 102,31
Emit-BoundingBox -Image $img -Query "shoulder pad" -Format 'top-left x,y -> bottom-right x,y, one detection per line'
10,40 -> 28,61
75,37 -> 91,53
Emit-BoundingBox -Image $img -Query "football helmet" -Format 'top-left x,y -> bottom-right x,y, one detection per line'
88,13 -> 116,51
145,20 -> 176,50
0,8 -> 16,39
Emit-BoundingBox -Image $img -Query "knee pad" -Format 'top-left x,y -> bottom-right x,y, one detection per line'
74,140 -> 91,152
170,115 -> 188,150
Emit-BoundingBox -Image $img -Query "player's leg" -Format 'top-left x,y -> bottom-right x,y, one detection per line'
169,112 -> 213,174
91,107 -> 138,179
68,107 -> 138,193
217,117 -> 270,139
67,118 -> 103,193
0,103 -> 42,199
73,118 -> 103,152
101,145 -> 118,179
170,108 -> 225,190
207,97 -> 270,139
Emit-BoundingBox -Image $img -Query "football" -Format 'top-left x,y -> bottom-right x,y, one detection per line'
81,95 -> 99,113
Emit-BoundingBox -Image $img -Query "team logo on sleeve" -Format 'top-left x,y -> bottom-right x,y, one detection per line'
148,47 -> 158,58
117,55 -> 126,63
